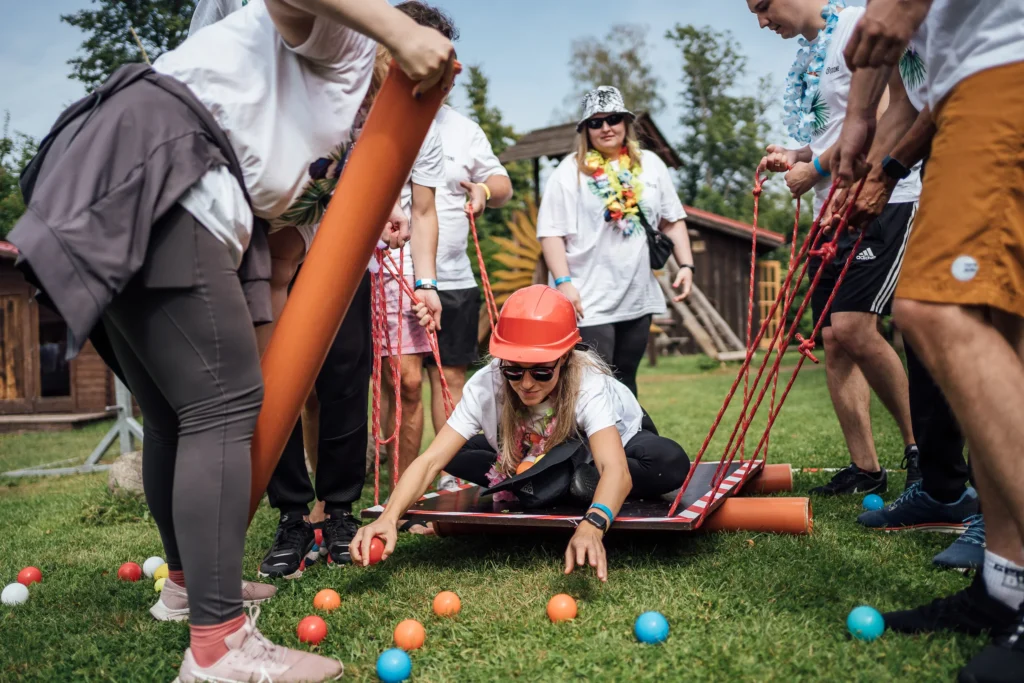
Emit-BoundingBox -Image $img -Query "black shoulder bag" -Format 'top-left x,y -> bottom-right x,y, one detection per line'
637,210 -> 675,271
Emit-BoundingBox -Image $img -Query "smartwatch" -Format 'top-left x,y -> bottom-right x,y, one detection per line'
881,155 -> 912,181
582,510 -> 609,534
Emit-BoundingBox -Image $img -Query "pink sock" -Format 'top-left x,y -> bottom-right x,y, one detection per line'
190,614 -> 246,668
168,569 -> 186,588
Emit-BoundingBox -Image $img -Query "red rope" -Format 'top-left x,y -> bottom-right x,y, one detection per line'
468,206 -> 499,336
741,177 -> 763,462
667,178 -> 865,518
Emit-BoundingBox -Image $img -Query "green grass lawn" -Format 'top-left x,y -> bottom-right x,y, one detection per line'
0,357 -> 980,682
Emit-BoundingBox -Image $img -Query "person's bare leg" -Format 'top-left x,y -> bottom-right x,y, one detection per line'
255,228 -> 304,356
397,354 -> 425,477
822,326 -> 881,472
302,391 -> 325,525
895,299 -> 1024,563
426,365 -> 467,433
831,311 -> 915,447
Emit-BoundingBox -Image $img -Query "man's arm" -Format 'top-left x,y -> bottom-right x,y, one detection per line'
844,0 -> 934,69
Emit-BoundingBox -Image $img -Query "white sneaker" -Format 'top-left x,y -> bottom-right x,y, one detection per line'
438,474 -> 462,492
174,607 -> 343,682
151,579 -> 277,622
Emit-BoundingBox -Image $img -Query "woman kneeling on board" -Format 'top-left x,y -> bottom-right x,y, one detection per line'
352,285 -> 690,580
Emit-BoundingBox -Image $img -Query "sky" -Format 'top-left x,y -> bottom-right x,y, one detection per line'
0,0 -> 863,145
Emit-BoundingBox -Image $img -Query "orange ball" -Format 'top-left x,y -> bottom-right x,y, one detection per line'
368,537 -> 385,565
515,460 -> 534,475
297,615 -> 328,645
313,589 -> 341,612
546,593 -> 577,622
432,590 -> 461,617
393,619 -> 426,650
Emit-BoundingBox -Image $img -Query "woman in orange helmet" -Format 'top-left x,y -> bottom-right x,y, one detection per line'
351,285 -> 689,581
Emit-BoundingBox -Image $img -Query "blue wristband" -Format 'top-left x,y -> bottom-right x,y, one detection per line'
414,278 -> 438,289
589,502 -> 614,522
554,276 -> 572,286
813,156 -> 830,178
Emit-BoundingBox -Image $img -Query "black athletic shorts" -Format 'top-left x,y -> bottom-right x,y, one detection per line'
424,287 -> 481,367
810,201 -> 917,328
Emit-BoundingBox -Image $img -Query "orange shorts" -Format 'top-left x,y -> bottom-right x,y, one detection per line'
895,61 -> 1024,318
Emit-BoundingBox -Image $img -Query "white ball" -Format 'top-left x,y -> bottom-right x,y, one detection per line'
2,582 -> 29,606
143,556 -> 166,578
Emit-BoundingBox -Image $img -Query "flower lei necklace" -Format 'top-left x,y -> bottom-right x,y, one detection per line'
485,407 -> 558,501
783,0 -> 845,144
584,147 -> 645,237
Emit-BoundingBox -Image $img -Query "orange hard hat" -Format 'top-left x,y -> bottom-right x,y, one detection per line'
489,285 -> 581,363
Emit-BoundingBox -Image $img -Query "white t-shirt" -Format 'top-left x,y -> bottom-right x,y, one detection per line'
432,105 -> 510,291
447,359 -> 644,453
155,0 -> 375,250
808,7 -> 922,212
536,150 -> 685,327
918,0 -> 1024,111
393,123 -> 446,276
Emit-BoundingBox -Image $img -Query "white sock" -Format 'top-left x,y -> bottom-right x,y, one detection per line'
983,550 -> 1024,610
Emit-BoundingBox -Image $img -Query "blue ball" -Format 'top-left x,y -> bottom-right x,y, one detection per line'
847,606 -> 885,641
634,611 -> 670,644
376,648 -> 412,683
862,494 -> 885,511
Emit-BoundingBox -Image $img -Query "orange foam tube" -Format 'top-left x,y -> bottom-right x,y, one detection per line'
248,63 -> 453,522
702,497 -> 812,535
744,463 -> 794,494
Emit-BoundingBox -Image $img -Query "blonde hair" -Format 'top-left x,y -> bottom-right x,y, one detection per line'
495,348 -> 614,476
575,117 -> 643,176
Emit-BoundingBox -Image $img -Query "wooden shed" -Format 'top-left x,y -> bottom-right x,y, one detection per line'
498,115 -> 786,356
0,241 -> 114,426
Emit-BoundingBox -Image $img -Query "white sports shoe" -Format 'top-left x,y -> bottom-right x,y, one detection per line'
151,579 -> 277,622
174,607 -> 343,682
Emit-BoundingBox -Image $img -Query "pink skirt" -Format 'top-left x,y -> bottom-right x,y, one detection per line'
379,272 -> 432,357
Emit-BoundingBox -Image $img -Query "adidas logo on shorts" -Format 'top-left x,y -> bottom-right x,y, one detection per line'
856,248 -> 877,261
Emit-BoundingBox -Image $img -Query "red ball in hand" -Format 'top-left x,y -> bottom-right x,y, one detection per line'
368,537 -> 385,565
17,567 -> 42,586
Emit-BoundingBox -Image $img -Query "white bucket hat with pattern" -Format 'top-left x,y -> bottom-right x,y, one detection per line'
576,86 -> 636,132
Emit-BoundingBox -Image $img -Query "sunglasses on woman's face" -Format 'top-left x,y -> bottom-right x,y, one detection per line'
501,363 -> 558,382
586,113 -> 625,130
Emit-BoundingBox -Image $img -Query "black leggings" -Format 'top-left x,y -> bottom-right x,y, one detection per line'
446,430 -> 690,499
579,315 -> 652,397
95,210 -> 262,626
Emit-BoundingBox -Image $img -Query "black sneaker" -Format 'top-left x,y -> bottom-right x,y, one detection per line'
323,511 -> 361,566
258,512 -> 317,579
857,482 -> 979,532
902,445 -> 923,490
958,606 -> 1024,683
809,463 -> 887,496
935,515 -> 987,570
884,573 -> 1018,635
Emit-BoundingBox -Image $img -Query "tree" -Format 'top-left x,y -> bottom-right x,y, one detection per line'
62,0 -> 196,91
462,65 -> 534,280
563,24 -> 664,120
666,24 -> 778,222
0,113 -> 37,240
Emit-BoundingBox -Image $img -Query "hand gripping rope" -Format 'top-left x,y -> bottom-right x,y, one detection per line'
368,203 -> 499,506
667,175 -> 867,522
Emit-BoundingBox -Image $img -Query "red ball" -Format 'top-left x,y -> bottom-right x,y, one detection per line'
297,615 -> 328,645
368,537 -> 385,565
17,567 -> 42,586
117,562 -> 142,582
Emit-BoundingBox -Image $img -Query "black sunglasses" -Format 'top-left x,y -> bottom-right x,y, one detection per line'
586,113 -> 626,130
500,363 -> 559,382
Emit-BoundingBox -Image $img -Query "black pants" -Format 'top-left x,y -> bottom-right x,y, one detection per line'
95,210 -> 263,626
579,314 -> 652,397
266,272 -> 372,517
906,340 -> 970,502
447,430 -> 690,499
